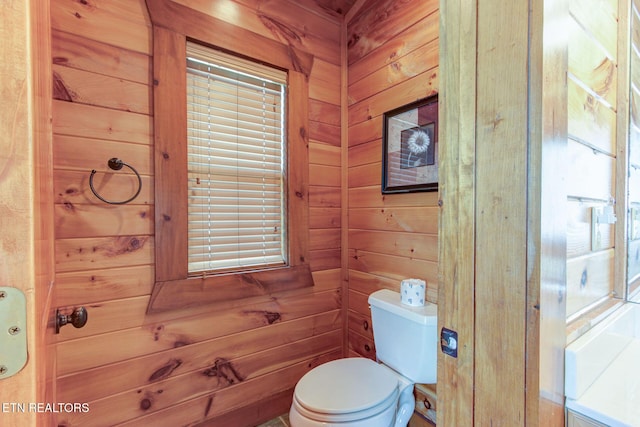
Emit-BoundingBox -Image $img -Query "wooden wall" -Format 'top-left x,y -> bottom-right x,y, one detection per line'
566,0 -> 622,323
346,0 -> 439,423
0,1 -> 55,425
51,1 -> 343,426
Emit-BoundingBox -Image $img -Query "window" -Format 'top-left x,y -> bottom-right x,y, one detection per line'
145,11 -> 314,312
186,43 -> 287,274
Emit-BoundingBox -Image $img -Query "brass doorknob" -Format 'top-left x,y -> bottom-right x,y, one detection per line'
56,307 -> 88,334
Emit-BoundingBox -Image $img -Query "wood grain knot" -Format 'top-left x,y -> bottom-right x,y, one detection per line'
140,398 -> 152,411
347,34 -> 360,49
148,359 -> 182,382
129,238 -> 141,249
264,311 -> 281,324
202,358 -> 245,385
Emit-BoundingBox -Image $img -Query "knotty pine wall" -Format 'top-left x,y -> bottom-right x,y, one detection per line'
345,0 -> 439,422
51,1 -> 343,426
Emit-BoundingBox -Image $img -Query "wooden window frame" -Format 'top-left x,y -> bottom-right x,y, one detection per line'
146,0 -> 313,313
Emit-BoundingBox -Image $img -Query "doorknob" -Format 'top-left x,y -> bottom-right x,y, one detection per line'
56,307 -> 88,334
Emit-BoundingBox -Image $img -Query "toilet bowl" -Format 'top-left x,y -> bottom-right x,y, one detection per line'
289,358 -> 414,427
289,289 -> 438,427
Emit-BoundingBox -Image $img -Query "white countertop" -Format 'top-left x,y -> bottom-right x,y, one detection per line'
566,339 -> 640,427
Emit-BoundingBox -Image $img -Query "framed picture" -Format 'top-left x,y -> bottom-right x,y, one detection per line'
382,95 -> 438,193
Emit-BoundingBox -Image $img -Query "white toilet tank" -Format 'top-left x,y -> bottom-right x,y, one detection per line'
368,289 -> 438,383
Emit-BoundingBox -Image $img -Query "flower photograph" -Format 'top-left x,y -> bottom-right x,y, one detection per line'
382,95 -> 438,193
400,124 -> 435,169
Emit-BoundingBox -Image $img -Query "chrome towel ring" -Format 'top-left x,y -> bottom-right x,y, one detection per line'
89,158 -> 142,205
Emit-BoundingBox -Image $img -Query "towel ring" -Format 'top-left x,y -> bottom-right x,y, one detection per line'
89,158 -> 142,205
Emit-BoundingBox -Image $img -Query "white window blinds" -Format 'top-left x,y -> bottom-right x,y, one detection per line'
186,42 -> 288,274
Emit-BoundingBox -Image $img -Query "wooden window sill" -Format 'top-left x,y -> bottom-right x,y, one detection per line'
147,264 -> 314,313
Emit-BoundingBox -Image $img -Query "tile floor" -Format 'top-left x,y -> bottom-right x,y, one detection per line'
256,413 -> 290,427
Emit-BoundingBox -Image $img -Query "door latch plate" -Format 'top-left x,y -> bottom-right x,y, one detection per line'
0,287 -> 28,379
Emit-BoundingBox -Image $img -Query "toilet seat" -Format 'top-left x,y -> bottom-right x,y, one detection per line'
292,358 -> 400,423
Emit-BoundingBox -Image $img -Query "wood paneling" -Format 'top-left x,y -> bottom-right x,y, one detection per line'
308,0 -> 358,17
474,1 -> 529,423
348,12 -> 439,84
146,0 -> 313,77
0,0 -> 55,425
52,29 -> 151,84
349,206 -> 438,234
436,1 -> 477,424
51,0 -> 152,54
56,265 -> 154,306
53,63 -> 151,114
60,333 -> 341,426
57,310 -> 340,402
116,351 -> 341,427
349,39 -> 438,106
346,0 -> 438,65
53,100 -> 152,145
348,71 -> 439,126
51,0 -> 343,425
349,229 -> 437,261
55,236 -> 154,273
174,0 -> 341,65
346,0 -> 440,420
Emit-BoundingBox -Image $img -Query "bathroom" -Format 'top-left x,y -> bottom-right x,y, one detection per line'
2,0 -> 639,426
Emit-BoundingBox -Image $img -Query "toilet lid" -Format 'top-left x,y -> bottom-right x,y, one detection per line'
294,358 -> 399,415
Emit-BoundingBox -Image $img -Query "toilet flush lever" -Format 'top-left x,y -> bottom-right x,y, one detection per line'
56,307 -> 88,334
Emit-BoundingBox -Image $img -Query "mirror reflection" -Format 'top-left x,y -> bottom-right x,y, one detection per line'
630,0 -> 640,304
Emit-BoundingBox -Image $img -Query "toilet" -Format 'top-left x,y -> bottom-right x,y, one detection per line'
289,288 -> 437,427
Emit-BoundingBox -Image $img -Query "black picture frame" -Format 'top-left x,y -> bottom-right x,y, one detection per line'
381,94 -> 438,193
